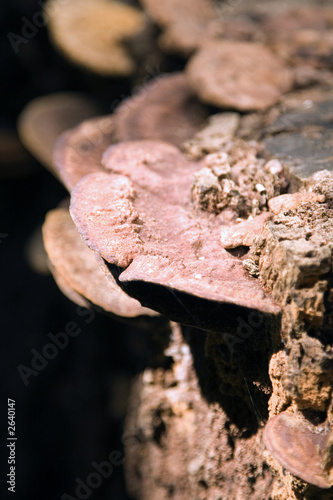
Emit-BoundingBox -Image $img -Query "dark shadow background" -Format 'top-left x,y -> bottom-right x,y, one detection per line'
0,1 -> 164,499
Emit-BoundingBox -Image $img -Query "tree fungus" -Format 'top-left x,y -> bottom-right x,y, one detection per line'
43,206 -> 156,317
114,73 -> 209,148
15,1 -> 333,498
44,0 -> 146,76
186,40 -> 294,111
17,92 -> 102,176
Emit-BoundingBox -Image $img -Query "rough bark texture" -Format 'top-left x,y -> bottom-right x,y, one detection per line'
124,324 -> 275,500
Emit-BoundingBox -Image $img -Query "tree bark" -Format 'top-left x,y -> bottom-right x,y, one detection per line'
124,323 -> 275,500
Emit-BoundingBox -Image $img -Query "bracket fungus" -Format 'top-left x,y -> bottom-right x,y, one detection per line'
17,92 -> 102,176
263,411 -> 333,489
49,261 -> 91,309
139,0 -> 219,56
42,206 -> 156,318
17,2 -> 333,495
70,140 -> 280,331
44,0 -> 146,76
186,40 -> 294,111
54,115 -> 116,191
114,73 -> 209,148
54,73 -> 209,191
25,226 -> 50,276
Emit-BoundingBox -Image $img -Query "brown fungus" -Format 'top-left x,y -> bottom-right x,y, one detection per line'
43,206 -> 156,318
139,0 -> 219,56
44,0 -> 145,76
54,73 -> 208,191
49,262 -> 91,309
70,140 -> 280,331
186,40 -> 294,111
114,73 -> 209,148
54,115 -> 116,191
25,226 -> 50,276
263,411 -> 333,489
17,92 -> 102,176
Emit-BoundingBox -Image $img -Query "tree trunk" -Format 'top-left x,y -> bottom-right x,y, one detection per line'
124,323 -> 275,500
